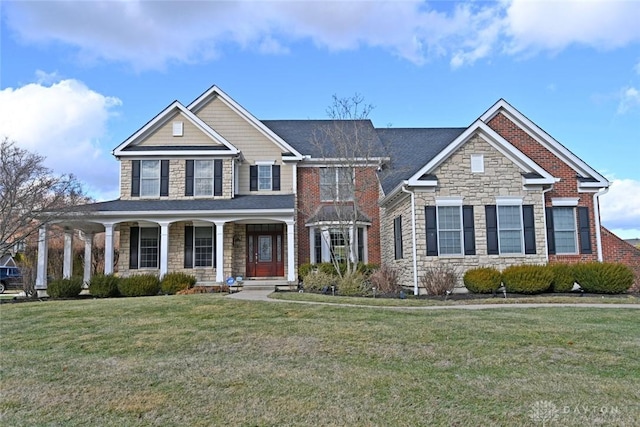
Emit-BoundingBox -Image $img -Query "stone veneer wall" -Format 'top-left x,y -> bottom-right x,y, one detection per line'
120,158 -> 234,201
382,134 -> 548,292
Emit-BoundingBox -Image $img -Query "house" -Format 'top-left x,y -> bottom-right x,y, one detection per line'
36,86 -> 633,295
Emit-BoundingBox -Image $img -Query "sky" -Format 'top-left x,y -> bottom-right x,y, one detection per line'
0,0 -> 639,239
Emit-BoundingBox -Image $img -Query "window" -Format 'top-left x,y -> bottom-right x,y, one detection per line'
250,164 -> 280,191
140,160 -> 160,197
139,227 -> 159,268
330,230 -> 347,263
497,205 -> 523,254
357,227 -> 365,263
320,167 -> 353,201
194,227 -> 214,267
553,207 -> 577,254
194,160 -> 214,196
394,216 -> 403,259
172,121 -> 183,137
258,165 -> 272,190
437,206 -> 462,255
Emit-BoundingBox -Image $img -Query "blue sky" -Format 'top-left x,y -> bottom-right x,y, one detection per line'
1,0 -> 639,238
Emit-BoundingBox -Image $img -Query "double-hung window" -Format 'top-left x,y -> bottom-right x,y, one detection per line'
320,167 -> 353,201
552,207 -> 577,254
497,205 -> 523,254
437,205 -> 463,255
258,165 -> 272,190
194,160 -> 214,196
194,226 -> 214,267
139,227 -> 159,268
329,229 -> 348,263
140,160 -> 160,197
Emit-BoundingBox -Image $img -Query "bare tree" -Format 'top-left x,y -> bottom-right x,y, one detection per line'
301,94 -> 387,277
0,138 -> 88,256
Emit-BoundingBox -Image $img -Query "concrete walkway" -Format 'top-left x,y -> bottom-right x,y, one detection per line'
226,289 -> 640,310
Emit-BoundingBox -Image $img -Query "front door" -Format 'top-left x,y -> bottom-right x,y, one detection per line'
246,224 -> 284,277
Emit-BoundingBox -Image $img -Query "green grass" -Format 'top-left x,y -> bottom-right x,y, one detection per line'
1,294 -> 639,426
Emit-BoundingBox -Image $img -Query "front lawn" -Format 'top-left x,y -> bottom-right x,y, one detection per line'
1,295 -> 638,426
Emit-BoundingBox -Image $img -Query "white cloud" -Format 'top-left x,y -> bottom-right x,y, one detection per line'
617,86 -> 640,114
3,1 -> 640,69
0,78 -> 122,201
600,178 -> 640,239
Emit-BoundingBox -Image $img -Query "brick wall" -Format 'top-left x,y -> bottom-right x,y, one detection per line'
601,227 -> 640,291
296,166 -> 382,267
487,112 -> 599,263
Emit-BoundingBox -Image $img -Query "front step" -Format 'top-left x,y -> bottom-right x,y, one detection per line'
237,279 -> 292,291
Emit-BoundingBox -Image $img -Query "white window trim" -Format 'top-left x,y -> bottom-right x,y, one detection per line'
140,160 -> 160,198
194,159 -> 214,197
257,164 -> 272,191
193,226 -> 214,268
172,121 -> 184,137
496,204 -> 524,255
436,203 -> 464,256
139,226 -> 159,269
551,197 -> 579,207
553,207 -> 579,255
320,167 -> 354,202
310,225 -> 365,263
496,196 -> 523,206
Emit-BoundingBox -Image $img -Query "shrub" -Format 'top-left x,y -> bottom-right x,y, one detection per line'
161,272 -> 197,295
356,263 -> 378,277
549,263 -> 575,292
298,263 -> 315,280
463,267 -> 502,293
118,274 -> 160,297
177,286 -> 210,295
337,272 -> 369,296
47,276 -> 83,298
302,271 -> 336,293
421,265 -> 458,296
573,262 -> 634,294
89,274 -> 120,298
369,264 -> 401,294
501,265 -> 552,294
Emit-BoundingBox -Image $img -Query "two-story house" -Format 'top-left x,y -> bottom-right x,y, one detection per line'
35,86 -> 636,294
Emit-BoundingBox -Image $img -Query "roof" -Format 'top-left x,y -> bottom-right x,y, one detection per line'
262,120 -> 388,159
72,195 -> 295,213
376,128 -> 466,194
305,205 -> 372,225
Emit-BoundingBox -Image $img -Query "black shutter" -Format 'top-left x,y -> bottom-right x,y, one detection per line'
462,205 -> 476,255
214,159 -> 223,196
545,207 -> 556,255
185,160 -> 194,196
129,226 -> 139,269
394,216 -> 403,260
131,160 -> 140,197
250,166 -> 258,191
184,226 -> 193,268
272,165 -> 281,191
425,206 -> 438,256
485,205 -> 499,255
522,205 -> 536,254
577,207 -> 592,254
160,160 -> 169,196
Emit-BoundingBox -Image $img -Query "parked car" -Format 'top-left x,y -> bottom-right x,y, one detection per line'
0,266 -> 23,293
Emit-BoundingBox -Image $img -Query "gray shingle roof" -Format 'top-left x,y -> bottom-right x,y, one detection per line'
74,195 -> 294,213
262,120 -> 388,158
376,128 -> 466,194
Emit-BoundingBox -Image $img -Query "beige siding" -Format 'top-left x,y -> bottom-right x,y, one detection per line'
195,96 -> 294,194
137,111 -> 225,147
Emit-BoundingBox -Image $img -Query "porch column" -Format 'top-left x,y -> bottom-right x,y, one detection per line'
286,220 -> 296,282
214,221 -> 226,283
159,222 -> 170,278
104,223 -> 114,275
63,230 -> 73,278
83,232 -> 93,285
35,225 -> 48,290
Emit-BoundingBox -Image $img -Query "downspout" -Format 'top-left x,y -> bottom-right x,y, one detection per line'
541,185 -> 554,263
593,187 -> 609,262
401,184 -> 419,296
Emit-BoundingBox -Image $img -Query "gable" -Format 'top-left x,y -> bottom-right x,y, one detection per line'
113,101 -> 239,157
481,99 -> 609,189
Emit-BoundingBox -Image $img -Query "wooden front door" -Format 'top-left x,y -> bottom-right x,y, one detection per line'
246,224 -> 284,278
